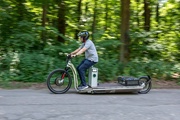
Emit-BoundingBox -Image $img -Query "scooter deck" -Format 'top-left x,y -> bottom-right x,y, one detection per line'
78,83 -> 144,94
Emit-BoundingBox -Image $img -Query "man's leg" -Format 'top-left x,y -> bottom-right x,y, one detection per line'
77,59 -> 96,86
77,59 -> 86,86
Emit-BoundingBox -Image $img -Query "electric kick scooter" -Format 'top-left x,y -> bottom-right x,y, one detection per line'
46,55 -> 152,94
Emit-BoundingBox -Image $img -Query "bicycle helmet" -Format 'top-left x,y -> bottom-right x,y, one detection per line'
77,31 -> 89,40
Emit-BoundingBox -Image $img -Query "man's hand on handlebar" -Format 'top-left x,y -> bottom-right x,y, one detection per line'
71,54 -> 77,58
67,54 -> 76,58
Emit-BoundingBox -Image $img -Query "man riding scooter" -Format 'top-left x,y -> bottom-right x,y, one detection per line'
70,31 -> 98,90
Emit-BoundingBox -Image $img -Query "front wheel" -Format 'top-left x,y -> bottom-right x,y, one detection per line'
47,69 -> 72,94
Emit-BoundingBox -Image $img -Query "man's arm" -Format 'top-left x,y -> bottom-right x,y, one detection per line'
71,48 -> 81,55
75,47 -> 87,56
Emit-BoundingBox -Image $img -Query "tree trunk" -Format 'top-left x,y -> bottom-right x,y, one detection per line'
74,0 -> 82,40
105,0 -> 108,31
136,0 -> 140,27
57,0 -> 66,43
155,1 -> 159,38
92,0 -> 97,41
41,1 -> 48,45
120,0 -> 130,63
144,0 -> 151,31
156,2 -> 159,24
17,0 -> 25,21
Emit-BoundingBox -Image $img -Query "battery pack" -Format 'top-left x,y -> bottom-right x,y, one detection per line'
88,66 -> 98,87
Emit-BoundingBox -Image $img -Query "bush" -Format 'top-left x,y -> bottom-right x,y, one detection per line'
0,51 -> 65,82
122,59 -> 180,81
0,52 -> 179,83
96,58 -> 122,82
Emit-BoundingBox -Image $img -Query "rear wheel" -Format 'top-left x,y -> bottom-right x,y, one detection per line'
47,69 -> 72,94
138,77 -> 152,94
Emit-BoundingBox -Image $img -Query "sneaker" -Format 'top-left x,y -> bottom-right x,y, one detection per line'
78,84 -> 82,87
77,84 -> 82,90
79,86 -> 89,90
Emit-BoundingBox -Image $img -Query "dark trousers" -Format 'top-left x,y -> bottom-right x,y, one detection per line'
77,59 -> 97,86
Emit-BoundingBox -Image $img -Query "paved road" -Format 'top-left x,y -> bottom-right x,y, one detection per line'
0,89 -> 180,120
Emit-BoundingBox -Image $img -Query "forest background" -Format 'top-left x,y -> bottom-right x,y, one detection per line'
0,0 -> 180,86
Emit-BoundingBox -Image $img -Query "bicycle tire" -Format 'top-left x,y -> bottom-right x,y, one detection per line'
138,77 -> 152,94
47,69 -> 72,94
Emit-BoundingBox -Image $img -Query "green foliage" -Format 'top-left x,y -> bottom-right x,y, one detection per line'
1,47 -> 180,83
0,53 -> 13,81
122,59 -> 180,79
96,58 -> 122,82
0,51 -> 65,82
96,39 -> 120,59
0,0 -> 180,84
5,20 -> 43,51
130,30 -> 163,59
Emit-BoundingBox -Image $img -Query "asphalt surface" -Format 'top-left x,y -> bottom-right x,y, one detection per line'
0,89 -> 180,120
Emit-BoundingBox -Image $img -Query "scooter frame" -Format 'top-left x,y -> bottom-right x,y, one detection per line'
47,55 -> 152,94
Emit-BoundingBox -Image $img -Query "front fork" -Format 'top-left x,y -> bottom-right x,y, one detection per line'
61,72 -> 66,79
55,68 -> 68,86
55,73 -> 66,86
